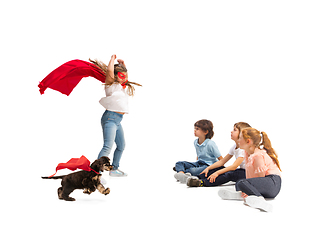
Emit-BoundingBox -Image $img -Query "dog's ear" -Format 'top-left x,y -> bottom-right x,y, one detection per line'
100,156 -> 110,162
91,160 -> 104,172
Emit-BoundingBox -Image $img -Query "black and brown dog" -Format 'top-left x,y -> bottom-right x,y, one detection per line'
42,156 -> 113,201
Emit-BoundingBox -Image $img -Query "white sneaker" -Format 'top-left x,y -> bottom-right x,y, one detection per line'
174,172 -> 191,183
218,189 -> 244,200
100,177 -> 107,185
109,169 -> 128,177
244,196 -> 273,212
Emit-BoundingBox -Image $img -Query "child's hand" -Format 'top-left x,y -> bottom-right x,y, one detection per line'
117,59 -> 125,66
208,172 -> 219,183
111,54 -> 117,59
200,168 -> 209,177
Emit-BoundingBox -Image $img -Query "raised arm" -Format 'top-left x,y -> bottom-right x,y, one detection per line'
117,59 -> 126,67
105,54 -> 117,85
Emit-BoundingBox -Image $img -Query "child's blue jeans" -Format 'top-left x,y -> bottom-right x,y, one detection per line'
98,110 -> 125,169
175,161 -> 209,176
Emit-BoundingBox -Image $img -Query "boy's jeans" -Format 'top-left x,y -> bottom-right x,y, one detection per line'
98,110 -> 125,169
175,161 -> 209,176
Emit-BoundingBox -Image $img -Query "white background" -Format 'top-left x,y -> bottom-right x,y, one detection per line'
1,0 -> 335,239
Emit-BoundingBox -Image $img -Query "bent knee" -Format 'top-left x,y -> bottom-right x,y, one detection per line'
116,143 -> 125,151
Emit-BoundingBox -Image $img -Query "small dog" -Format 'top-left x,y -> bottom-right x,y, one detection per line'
42,156 -> 113,201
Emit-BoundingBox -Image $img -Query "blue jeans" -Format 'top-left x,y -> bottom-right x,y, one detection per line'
175,161 -> 209,176
98,110 -> 125,169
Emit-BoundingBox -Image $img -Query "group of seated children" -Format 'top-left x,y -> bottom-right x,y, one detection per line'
173,120 -> 281,212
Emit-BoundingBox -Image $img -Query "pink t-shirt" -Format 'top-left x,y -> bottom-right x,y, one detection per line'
244,148 -> 281,179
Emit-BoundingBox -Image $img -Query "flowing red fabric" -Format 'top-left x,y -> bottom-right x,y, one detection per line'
38,60 -> 106,96
48,155 -> 99,178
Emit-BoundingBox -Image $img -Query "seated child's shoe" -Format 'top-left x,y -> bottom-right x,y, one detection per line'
109,169 -> 128,177
244,196 -> 273,212
180,173 -> 191,184
187,177 -> 203,187
174,172 -> 183,182
174,172 -> 191,183
218,189 -> 244,200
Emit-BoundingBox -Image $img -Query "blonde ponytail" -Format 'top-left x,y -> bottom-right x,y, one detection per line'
260,131 -> 281,171
241,128 -> 281,171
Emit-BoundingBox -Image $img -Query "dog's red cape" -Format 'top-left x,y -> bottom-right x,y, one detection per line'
38,60 -> 106,96
48,155 -> 99,178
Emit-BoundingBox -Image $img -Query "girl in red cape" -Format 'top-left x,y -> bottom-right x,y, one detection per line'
39,55 -> 142,177
91,55 -> 141,177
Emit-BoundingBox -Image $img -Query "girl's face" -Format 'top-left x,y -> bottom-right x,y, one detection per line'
194,126 -> 208,138
231,127 -> 240,141
238,132 -> 249,150
117,72 -> 128,84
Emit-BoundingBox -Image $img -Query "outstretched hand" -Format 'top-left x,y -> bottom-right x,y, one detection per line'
207,172 -> 219,183
200,168 -> 209,177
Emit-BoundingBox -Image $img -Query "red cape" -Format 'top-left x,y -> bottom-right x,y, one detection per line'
38,60 -> 106,96
48,155 -> 99,178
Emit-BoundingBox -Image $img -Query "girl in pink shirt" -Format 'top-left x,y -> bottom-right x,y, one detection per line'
218,127 -> 281,212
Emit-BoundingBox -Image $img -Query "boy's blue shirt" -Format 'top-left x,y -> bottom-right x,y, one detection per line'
194,139 -> 222,165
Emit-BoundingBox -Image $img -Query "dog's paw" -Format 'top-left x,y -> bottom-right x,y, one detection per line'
83,188 -> 91,194
104,188 -> 110,195
64,197 -> 76,201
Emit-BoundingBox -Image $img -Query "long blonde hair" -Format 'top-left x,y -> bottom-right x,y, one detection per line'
241,127 -> 281,171
89,58 -> 142,96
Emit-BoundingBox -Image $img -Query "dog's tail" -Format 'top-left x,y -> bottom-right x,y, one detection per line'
41,175 -> 65,179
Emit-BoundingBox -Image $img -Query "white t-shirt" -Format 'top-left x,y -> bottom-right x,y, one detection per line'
99,83 -> 129,113
228,143 -> 245,169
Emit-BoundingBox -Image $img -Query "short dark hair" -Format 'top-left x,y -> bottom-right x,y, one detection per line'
194,119 -> 214,139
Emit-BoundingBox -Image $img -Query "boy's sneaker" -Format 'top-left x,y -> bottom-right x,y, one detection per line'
244,196 -> 273,212
218,189 -> 244,200
174,172 -> 191,183
186,177 -> 203,187
109,169 -> 128,177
